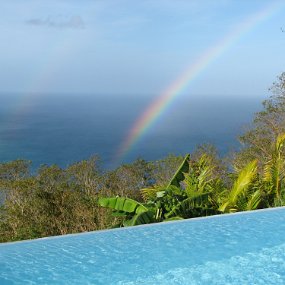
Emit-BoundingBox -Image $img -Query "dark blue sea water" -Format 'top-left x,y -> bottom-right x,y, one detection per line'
0,94 -> 262,169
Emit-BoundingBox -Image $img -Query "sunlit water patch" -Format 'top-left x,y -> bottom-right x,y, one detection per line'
1,207 -> 285,284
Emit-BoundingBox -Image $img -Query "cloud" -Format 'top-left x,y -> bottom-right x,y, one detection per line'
26,15 -> 85,29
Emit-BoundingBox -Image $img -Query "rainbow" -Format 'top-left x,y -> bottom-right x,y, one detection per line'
115,1 -> 284,163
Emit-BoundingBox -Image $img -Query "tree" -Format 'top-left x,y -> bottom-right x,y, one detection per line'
66,155 -> 102,195
219,160 -> 259,213
234,73 -> 285,170
148,154 -> 184,186
102,158 -> 153,200
99,154 -> 191,226
263,133 -> 285,206
99,154 -> 223,226
0,158 -> 114,242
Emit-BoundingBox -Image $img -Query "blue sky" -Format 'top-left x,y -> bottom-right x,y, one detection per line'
0,0 -> 284,98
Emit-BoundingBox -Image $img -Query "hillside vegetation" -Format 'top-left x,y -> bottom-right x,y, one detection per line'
1,73 -> 285,243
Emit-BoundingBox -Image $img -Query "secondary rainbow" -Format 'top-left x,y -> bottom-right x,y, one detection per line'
115,1 -> 284,163
3,27 -> 83,132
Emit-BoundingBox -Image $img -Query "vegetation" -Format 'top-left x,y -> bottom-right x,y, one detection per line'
234,72 -> 285,169
1,73 -> 285,242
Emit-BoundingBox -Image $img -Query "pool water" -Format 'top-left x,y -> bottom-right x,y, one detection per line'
1,207 -> 285,284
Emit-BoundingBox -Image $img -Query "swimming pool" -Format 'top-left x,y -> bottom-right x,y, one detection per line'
1,207 -> 285,284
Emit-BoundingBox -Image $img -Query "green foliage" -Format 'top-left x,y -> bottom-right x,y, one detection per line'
123,210 -> 155,227
99,154 -> 192,225
141,185 -> 166,201
235,72 -> 285,170
0,159 -> 31,180
164,192 -> 213,219
149,154 -> 184,186
0,158 -> 114,242
184,154 -> 214,194
191,144 -> 228,183
102,154 -> 222,226
98,197 -> 155,226
2,73 -> 285,242
102,158 -> 152,201
167,154 -> 190,188
98,197 -> 148,214
162,154 -> 222,219
219,160 -> 258,213
263,133 -> 285,206
246,189 -> 261,211
148,154 -> 212,220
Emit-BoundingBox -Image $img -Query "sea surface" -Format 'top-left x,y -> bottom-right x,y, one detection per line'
0,93 -> 262,169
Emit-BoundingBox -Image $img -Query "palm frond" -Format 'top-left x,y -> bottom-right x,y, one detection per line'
140,185 -> 166,201
228,160 -> 257,203
263,160 -> 273,183
276,133 -> 285,153
246,189 -> 261,211
263,133 -> 285,200
219,160 -> 257,213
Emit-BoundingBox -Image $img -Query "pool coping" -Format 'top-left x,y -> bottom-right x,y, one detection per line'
1,206 -> 285,246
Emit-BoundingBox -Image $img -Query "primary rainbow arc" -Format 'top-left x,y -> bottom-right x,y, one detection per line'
115,1 -> 284,163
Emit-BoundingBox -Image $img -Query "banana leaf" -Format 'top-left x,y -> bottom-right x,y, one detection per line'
123,210 -> 155,227
163,216 -> 184,221
98,197 -> 148,214
111,211 -> 128,217
165,192 -> 210,218
167,154 -> 190,188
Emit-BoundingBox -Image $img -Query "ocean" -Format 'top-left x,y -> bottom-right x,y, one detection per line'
0,94 -> 262,169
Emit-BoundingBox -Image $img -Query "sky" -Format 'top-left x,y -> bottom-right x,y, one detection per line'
0,0 -> 284,98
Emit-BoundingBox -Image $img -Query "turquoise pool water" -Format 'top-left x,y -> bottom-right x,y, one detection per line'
1,207 -> 285,284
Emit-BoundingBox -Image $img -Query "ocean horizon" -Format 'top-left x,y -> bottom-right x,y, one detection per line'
0,93 -> 263,169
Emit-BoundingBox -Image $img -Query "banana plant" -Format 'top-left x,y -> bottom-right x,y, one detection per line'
98,197 -> 155,227
99,154 -> 191,227
164,154 -> 220,219
142,154 -> 219,220
167,154 -> 190,188
164,191 -> 212,219
140,154 -> 191,220
99,153 -> 221,225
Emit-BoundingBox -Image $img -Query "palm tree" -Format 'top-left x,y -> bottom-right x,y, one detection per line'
263,133 -> 285,206
219,160 -> 259,213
